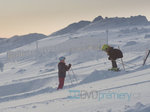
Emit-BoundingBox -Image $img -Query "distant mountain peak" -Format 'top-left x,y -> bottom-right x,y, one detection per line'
50,15 -> 150,36
92,16 -> 103,22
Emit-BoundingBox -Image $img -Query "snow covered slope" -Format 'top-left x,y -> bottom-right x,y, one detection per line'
0,24 -> 150,112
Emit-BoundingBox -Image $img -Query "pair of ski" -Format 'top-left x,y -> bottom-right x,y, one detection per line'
108,68 -> 120,72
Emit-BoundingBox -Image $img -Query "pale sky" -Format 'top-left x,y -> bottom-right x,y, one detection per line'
0,0 -> 150,38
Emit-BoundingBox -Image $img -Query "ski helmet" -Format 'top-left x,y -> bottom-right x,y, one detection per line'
101,44 -> 109,51
59,56 -> 66,61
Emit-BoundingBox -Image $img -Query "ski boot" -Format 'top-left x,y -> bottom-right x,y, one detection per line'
108,67 -> 120,72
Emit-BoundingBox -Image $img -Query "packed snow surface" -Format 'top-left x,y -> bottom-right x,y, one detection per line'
0,26 -> 150,112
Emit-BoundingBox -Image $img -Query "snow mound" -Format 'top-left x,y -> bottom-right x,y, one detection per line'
80,70 -> 125,84
124,41 -> 137,46
0,76 -> 55,103
144,34 -> 150,39
16,69 -> 26,74
125,102 -> 150,112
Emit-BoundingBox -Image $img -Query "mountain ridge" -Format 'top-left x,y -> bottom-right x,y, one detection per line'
0,33 -> 48,53
50,15 -> 150,36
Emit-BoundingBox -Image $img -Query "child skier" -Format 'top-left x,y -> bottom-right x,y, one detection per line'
101,44 -> 123,71
57,56 -> 71,89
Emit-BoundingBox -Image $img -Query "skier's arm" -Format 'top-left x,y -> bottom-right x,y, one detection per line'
65,64 -> 71,71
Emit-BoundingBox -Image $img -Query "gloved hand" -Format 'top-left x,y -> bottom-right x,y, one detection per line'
69,64 -> 72,67
108,57 -> 111,60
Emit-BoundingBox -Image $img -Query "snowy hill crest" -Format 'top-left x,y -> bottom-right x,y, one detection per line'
0,33 -> 47,53
51,15 -> 150,36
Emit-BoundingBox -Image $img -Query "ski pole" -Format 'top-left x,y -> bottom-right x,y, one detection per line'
118,46 -> 125,71
70,67 -> 78,83
68,71 -> 73,86
121,58 -> 125,71
143,50 -> 150,66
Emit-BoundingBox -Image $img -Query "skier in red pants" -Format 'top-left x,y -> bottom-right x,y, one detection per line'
57,56 -> 71,90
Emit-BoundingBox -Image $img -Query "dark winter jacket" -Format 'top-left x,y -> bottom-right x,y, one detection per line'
58,62 -> 71,78
107,47 -> 123,60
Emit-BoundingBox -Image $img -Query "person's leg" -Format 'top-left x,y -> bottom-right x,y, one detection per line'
57,77 -> 65,89
59,78 -> 65,89
111,60 -> 117,68
57,77 -> 61,89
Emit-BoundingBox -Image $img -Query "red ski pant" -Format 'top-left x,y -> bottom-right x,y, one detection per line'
57,77 -> 65,89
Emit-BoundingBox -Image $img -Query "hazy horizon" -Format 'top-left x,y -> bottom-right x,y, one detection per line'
0,0 -> 150,38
